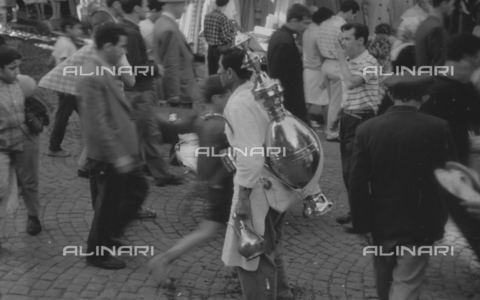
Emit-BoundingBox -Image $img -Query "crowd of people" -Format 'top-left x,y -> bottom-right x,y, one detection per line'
1,0 -> 480,299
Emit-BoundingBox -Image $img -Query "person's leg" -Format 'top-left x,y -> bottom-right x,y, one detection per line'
273,239 -> 294,300
373,255 -> 396,300
207,45 -> 218,76
48,92 -> 77,155
86,160 -> 125,269
0,152 -> 12,239
389,247 -> 430,300
323,61 -> 342,140
113,167 -> 149,236
14,132 -> 42,235
39,3 -> 45,19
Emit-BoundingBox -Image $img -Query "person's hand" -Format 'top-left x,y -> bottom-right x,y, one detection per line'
473,26 -> 480,38
235,188 -> 252,220
113,156 -> 135,174
157,64 -> 165,77
461,201 -> 480,220
363,232 -> 373,245
167,96 -> 181,106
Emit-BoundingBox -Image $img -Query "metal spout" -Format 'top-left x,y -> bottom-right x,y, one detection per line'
303,192 -> 334,218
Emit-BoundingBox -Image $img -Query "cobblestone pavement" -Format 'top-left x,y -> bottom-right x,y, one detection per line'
0,110 -> 479,300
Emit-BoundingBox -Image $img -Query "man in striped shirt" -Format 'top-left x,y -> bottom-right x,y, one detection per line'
336,22 -> 380,227
317,0 -> 359,141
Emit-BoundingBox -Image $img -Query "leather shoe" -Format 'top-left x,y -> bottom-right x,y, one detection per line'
27,216 -> 42,236
86,256 -> 126,270
336,212 -> 352,225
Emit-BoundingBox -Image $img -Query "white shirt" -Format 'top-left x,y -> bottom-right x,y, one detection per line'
303,22 -> 323,70
317,15 -> 346,60
139,18 -> 155,60
52,36 -> 78,66
400,4 -> 429,22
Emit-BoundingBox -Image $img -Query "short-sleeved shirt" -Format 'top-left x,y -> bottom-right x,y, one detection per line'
341,50 -> 380,112
52,36 -> 78,66
203,9 -> 236,46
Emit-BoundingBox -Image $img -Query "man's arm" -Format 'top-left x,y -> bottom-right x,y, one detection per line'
336,42 -> 368,90
349,126 -> 373,233
159,30 -> 181,103
79,75 -> 132,169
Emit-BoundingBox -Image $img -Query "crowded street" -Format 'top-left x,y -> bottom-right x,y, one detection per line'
0,118 -> 477,299
1,0 -> 480,299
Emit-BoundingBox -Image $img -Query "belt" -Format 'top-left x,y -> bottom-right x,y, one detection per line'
343,109 -> 375,119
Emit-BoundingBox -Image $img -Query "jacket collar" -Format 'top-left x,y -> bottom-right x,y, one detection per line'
162,12 -> 177,24
386,105 -> 419,114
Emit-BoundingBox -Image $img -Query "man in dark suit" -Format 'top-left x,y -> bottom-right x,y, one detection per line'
267,4 -> 311,125
77,23 -> 149,270
349,73 -> 457,300
421,32 -> 480,261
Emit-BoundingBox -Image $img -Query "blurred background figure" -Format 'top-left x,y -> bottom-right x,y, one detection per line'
303,6 -> 333,128
268,3 -> 312,125
203,0 -> 236,75
149,75 -> 233,285
24,0 -> 46,19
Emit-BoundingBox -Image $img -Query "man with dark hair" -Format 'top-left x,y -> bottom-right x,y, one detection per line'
77,23 -> 149,269
120,0 -> 181,188
415,0 -> 454,67
349,72 -> 456,300
0,46 -> 43,237
317,0 -> 359,141
421,32 -> 480,260
303,7 -> 333,126
220,47 -> 296,300
267,3 -> 311,125
203,0 -> 236,75
335,22 -> 379,226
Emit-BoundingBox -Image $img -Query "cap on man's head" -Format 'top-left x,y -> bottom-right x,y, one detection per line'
383,72 -> 435,101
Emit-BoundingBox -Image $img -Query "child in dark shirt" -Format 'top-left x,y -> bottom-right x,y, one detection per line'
148,75 -> 233,285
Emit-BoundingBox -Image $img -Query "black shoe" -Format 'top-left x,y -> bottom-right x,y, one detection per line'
27,216 -> 42,236
134,206 -> 157,219
77,169 -> 89,179
336,212 -> 352,225
156,174 -> 183,187
86,256 -> 126,270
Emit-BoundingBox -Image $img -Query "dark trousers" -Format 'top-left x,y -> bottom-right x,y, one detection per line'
340,111 -> 375,192
237,208 -> 293,300
49,92 -> 78,151
207,45 -> 221,76
87,160 -> 149,258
